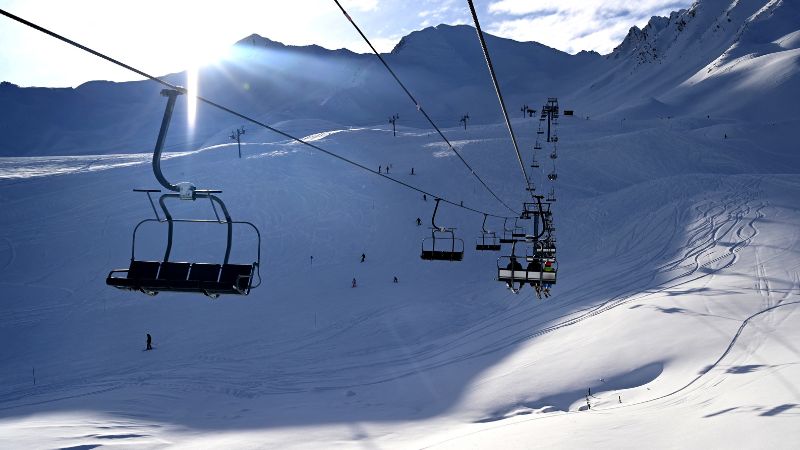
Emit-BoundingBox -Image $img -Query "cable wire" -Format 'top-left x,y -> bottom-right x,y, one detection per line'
0,7 -> 514,220
465,0 -> 531,194
331,0 -> 519,216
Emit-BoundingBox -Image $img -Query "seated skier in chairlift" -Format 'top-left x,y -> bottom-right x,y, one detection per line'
542,260 -> 554,297
505,257 -> 524,291
527,259 -> 543,299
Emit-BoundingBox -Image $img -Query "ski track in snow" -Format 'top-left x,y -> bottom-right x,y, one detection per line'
0,178 -> 771,405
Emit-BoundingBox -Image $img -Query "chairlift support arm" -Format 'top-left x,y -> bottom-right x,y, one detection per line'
152,89 -> 183,193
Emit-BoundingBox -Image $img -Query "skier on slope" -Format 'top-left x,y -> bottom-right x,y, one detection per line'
361,253 -> 366,263
352,278 -> 357,288
146,333 -> 153,351
416,217 -> 422,226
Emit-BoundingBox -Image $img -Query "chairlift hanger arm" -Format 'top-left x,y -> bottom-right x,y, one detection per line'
158,193 -> 234,264
431,198 -> 444,231
152,89 -> 182,193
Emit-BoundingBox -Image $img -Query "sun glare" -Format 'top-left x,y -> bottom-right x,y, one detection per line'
186,65 -> 198,131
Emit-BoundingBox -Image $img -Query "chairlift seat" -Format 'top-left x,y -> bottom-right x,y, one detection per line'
158,261 -> 191,281
421,250 -> 464,261
476,243 -> 502,251
106,260 -> 160,290
130,260 -> 160,280
107,261 -> 256,295
217,264 -> 256,293
189,263 -> 221,282
497,269 -> 556,283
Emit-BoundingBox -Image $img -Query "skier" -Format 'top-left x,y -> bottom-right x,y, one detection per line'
378,165 -> 382,174
411,167 -> 415,175
352,278 -> 357,288
146,333 -> 153,351
505,257 -> 524,292
385,165 -> 390,174
416,217 -> 422,226
528,260 -> 543,299
423,194 -> 427,201
618,395 -> 622,403
542,260 -> 554,297
361,253 -> 366,263
393,276 -> 398,283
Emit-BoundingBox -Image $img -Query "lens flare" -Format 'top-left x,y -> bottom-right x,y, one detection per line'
187,65 -> 198,130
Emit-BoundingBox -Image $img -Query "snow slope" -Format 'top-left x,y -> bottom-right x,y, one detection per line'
1,0 -> 799,447
1,105 -> 799,447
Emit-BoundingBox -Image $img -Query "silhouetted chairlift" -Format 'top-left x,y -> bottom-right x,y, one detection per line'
106,89 -> 261,298
536,239 -> 556,258
546,187 -> 556,202
475,213 -> 501,251
420,198 -> 464,261
500,217 -> 526,244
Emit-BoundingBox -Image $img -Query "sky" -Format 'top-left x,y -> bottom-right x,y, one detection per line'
0,0 -> 693,88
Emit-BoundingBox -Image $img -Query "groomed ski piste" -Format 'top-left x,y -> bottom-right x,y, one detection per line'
1,0 -> 800,447
1,111 -> 799,448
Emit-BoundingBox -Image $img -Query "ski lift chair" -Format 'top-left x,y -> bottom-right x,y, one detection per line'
106,189 -> 262,298
500,218 -> 526,244
496,241 -> 527,293
106,89 -> 261,298
536,240 -> 556,258
475,214 -> 501,251
525,256 -> 558,286
421,198 -> 464,261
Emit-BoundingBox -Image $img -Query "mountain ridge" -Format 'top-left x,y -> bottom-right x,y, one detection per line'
0,0 -> 797,156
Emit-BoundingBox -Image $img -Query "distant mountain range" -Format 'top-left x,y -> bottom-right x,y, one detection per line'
1,0 -> 797,155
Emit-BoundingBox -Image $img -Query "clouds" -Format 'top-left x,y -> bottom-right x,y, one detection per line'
485,0 -> 692,54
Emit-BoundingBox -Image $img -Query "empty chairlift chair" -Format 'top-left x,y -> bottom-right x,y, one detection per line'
106,189 -> 262,298
106,89 -> 261,298
421,198 -> 464,261
476,214 -> 501,251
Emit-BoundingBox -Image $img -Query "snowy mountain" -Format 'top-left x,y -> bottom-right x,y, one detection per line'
582,0 -> 800,118
2,0 -> 798,156
1,0 -> 799,448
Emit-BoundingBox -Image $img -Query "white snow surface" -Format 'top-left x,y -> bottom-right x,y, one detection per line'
1,112 -> 799,448
1,0 -> 800,447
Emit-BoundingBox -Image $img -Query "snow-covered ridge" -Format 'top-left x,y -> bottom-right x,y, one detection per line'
1,0 -> 798,156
